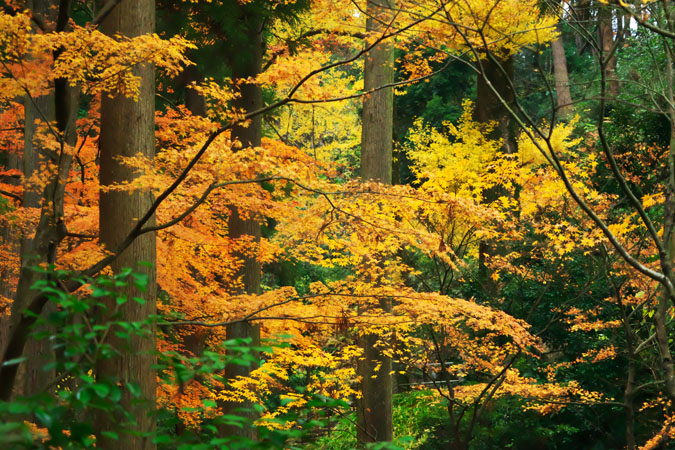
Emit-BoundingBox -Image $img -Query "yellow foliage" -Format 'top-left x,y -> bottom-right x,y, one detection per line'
0,11 -> 194,101
406,99 -> 501,197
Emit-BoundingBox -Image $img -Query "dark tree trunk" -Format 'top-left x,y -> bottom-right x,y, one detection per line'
474,55 -> 516,296
220,5 -> 264,441
179,64 -> 207,118
474,56 -> 516,154
0,0 -> 76,402
573,0 -> 591,54
96,1 -> 157,448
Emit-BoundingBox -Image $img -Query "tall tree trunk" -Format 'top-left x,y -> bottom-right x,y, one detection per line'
220,6 -> 264,441
0,121 -> 20,371
0,0 -> 76,401
573,0 -> 591,54
357,0 -> 395,445
599,5 -> 619,97
21,0 -> 81,399
179,64 -> 207,118
551,27 -> 574,118
474,55 -> 516,296
657,50 -> 675,404
474,56 -> 516,153
96,1 -> 157,448
21,0 -> 56,400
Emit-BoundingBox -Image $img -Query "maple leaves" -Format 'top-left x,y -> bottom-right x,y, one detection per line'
2,0 -> 661,446
0,11 -> 193,102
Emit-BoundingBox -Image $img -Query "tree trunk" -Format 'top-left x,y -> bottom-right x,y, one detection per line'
179,64 -> 207,118
359,0 -> 394,183
96,1 -> 157,448
551,27 -> 574,118
20,0 -> 58,400
357,0 -> 395,445
474,55 -> 516,295
220,5 -> 264,441
474,56 -> 516,153
598,6 -> 619,97
0,0 -> 77,401
22,0 -> 82,398
573,0 -> 591,54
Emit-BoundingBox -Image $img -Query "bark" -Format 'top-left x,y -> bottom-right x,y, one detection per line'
21,85 -> 56,400
20,0 -> 58,400
220,5 -> 264,440
357,0 -> 395,444
474,56 -> 516,154
599,6 -> 619,97
659,59 -> 675,403
0,102 -> 74,401
222,208 -> 262,440
656,120 -> 675,403
0,139 -> 20,367
0,0 -> 77,401
96,1 -> 157,448
178,64 -> 207,118
624,348 -> 636,450
474,55 -> 516,295
359,0 -> 394,184
573,0 -> 591,54
0,117 -> 22,395
654,288 -> 675,400
614,281 -> 637,450
22,0 -> 80,395
551,27 -> 574,118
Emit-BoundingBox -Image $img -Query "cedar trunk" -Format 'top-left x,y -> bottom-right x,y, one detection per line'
599,6 -> 619,97
96,1 -> 157,448
474,55 -> 516,295
0,0 -> 76,401
551,28 -> 574,118
357,0 -> 395,444
221,6 -> 264,440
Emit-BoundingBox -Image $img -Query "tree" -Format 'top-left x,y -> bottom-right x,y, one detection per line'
95,1 -> 157,448
0,0 -> 191,415
1,0 -> 79,401
549,1 -> 574,118
221,2 -> 265,440
452,0 -> 675,446
357,0 -> 395,445
9,2 -> 671,449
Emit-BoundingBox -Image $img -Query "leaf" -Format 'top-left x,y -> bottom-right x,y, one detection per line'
1,357 -> 27,367
76,388 -> 91,404
127,382 -> 141,398
92,383 -> 111,398
101,431 -> 119,440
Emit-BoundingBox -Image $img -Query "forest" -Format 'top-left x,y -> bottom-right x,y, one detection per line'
1,0 -> 675,449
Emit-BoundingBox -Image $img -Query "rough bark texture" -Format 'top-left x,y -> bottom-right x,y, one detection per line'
598,6 -> 619,97
551,28 -> 574,118
21,88 -> 56,400
659,119 -> 675,403
179,64 -> 207,118
474,56 -> 516,153
0,0 -> 77,401
572,0 -> 591,54
96,1 -> 157,448
220,6 -> 264,440
474,55 -> 516,295
18,0 -> 58,399
357,0 -> 395,444
359,0 -> 394,184
0,140 -> 20,368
